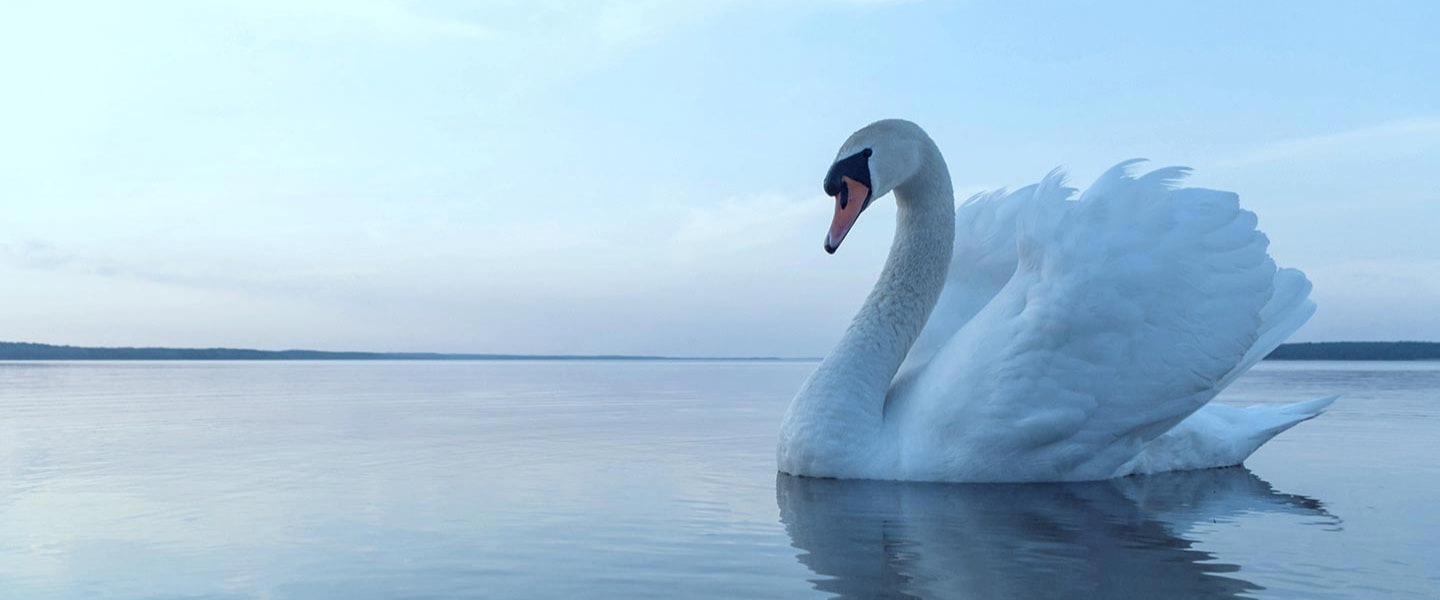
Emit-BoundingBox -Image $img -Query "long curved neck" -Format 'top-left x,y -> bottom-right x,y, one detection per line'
827,148 -> 955,414
784,139 -> 954,468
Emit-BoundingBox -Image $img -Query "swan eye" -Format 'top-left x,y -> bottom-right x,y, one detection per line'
862,148 -> 873,157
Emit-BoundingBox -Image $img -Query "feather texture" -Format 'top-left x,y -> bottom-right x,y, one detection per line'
778,121 -> 1332,482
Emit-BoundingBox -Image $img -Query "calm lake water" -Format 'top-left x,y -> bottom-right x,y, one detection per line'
0,360 -> 1436,599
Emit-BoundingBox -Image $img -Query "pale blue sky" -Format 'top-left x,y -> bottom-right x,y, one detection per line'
2,1 -> 1437,356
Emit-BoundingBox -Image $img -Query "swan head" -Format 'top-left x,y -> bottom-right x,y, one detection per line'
822,119 -> 929,254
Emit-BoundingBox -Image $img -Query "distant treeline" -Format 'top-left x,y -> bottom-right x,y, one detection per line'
0,342 -> 790,362
1263,342 -> 1440,361
2,341 -> 1438,361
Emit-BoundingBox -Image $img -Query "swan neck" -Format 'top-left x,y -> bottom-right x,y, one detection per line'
789,141 -> 954,454
836,151 -> 955,398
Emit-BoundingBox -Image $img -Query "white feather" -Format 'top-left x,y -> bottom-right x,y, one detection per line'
778,120 -> 1333,482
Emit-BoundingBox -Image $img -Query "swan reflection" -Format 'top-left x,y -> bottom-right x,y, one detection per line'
777,467 -> 1333,600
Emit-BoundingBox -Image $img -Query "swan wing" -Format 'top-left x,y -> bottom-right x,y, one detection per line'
899,181 -> 1066,376
888,161 -> 1314,481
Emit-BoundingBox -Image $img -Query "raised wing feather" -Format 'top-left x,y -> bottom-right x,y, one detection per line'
899,182 -> 1051,378
887,162 -> 1300,481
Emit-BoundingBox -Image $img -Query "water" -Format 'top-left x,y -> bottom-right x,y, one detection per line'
0,360 -> 1435,599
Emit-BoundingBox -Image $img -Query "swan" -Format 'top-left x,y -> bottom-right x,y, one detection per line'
777,119 -> 1336,482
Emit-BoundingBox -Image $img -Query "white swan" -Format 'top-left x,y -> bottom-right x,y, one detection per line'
777,119 -> 1336,482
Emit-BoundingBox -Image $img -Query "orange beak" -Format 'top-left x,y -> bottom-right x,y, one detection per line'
825,176 -> 870,254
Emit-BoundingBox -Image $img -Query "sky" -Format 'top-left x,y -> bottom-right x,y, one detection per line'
2,0 -> 1438,357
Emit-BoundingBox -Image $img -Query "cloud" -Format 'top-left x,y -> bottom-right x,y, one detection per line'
0,238 -> 331,300
1217,116 -> 1440,168
668,193 -> 828,260
2,241 -> 77,271
1284,258 -> 1440,342
1307,259 -> 1440,299
213,0 -> 496,41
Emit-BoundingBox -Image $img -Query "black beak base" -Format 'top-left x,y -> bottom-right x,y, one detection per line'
823,148 -> 873,211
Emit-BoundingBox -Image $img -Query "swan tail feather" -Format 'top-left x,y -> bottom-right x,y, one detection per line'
1120,395 -> 1339,477
1239,394 -> 1338,443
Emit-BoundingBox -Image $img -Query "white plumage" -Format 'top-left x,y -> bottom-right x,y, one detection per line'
777,120 -> 1334,482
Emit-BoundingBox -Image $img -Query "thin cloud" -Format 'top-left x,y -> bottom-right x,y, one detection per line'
0,239 -> 323,299
669,193 -> 827,259
216,0 -> 496,41
1217,116 -> 1440,168
1308,259 -> 1440,298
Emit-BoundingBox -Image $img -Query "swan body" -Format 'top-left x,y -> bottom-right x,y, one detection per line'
777,119 -> 1334,482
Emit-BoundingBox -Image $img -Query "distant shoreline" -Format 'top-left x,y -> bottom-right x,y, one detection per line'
1261,341 -> 1440,361
0,341 -> 806,362
2,341 -> 1438,362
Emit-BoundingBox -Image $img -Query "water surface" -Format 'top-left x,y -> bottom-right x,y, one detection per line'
0,361 -> 1435,598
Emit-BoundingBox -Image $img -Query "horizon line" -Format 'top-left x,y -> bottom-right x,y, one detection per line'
4,340 -> 1440,362
0,341 -> 818,362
